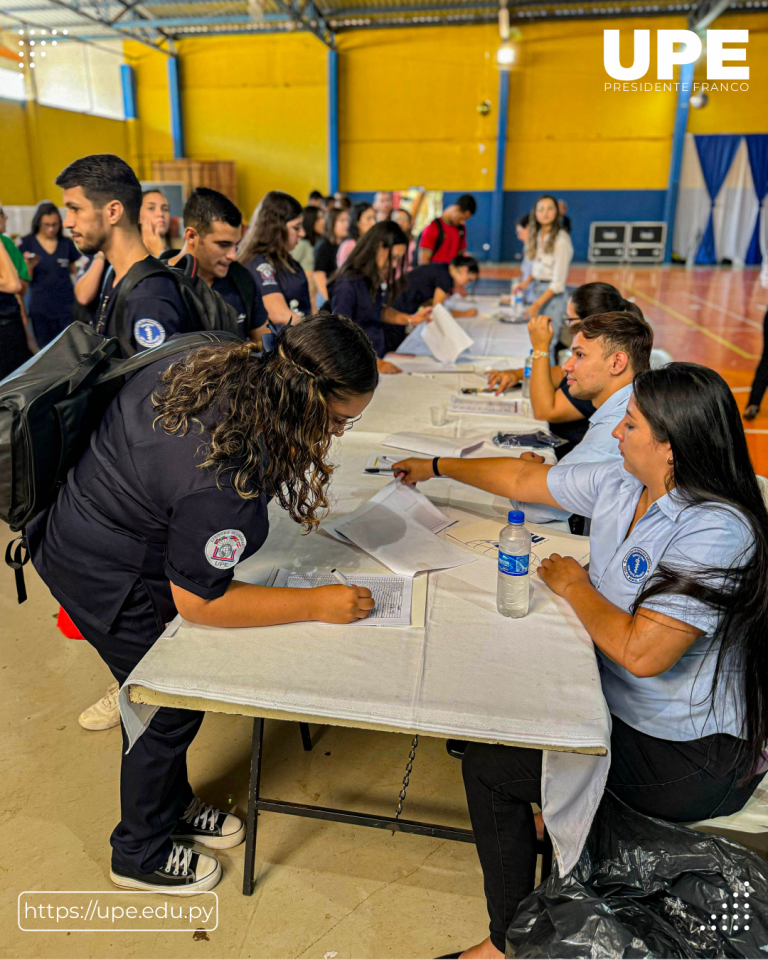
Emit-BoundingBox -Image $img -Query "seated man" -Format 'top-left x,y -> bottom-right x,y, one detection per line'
393,254 -> 479,318
418,195 -> 476,265
169,187 -> 266,342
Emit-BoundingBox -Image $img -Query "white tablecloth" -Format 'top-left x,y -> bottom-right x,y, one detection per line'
120,369 -> 612,875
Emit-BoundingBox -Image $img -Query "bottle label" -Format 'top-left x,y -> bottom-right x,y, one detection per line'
498,550 -> 529,576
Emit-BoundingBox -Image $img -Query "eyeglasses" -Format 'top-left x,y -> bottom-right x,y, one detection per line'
329,414 -> 361,436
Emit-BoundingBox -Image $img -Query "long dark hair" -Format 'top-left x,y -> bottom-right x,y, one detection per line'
631,363 -> 768,778
31,201 -> 63,239
238,190 -> 302,272
571,282 -> 643,322
152,315 -> 378,531
525,194 -> 562,258
323,206 -> 349,244
301,204 -> 323,242
336,220 -> 408,302
349,201 -> 374,240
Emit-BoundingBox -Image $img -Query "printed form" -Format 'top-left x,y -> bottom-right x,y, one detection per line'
272,569 -> 414,626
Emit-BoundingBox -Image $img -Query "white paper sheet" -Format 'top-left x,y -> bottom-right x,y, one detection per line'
383,432 -> 484,458
449,395 -> 531,417
446,518 -> 590,570
334,501 -> 476,577
272,568 -> 414,627
421,303 -> 475,363
386,356 -> 473,374
364,454 -> 399,475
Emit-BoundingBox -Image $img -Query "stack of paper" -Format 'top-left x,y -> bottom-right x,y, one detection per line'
449,395 -> 530,417
387,356 -> 472,375
421,304 -> 475,363
272,569 -> 414,627
326,481 -> 475,577
383,432 -> 484,458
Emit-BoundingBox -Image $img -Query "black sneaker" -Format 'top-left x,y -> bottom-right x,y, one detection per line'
110,842 -> 221,895
172,796 -> 246,849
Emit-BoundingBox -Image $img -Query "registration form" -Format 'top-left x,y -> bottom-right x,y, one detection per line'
272,569 -> 414,626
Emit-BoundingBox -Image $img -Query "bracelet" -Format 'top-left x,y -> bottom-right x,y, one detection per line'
432,457 -> 443,478
531,350 -> 549,360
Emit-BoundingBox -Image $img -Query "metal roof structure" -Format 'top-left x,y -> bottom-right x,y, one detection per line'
0,0 -> 764,50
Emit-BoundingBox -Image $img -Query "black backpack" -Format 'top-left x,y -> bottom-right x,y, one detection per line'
101,254 -> 240,356
0,322 -> 240,602
412,218 -> 466,268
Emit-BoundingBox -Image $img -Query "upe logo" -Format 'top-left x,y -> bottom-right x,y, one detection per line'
604,29 -> 749,80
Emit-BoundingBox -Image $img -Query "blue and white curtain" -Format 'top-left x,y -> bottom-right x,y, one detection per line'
673,133 -> 768,266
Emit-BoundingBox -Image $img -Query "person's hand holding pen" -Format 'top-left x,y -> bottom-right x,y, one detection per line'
308,568 -> 374,623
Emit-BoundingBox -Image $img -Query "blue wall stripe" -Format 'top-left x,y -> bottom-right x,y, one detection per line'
662,61 -> 694,262
167,56 -> 184,160
120,63 -> 137,121
327,49 -> 339,196
490,70 -> 510,263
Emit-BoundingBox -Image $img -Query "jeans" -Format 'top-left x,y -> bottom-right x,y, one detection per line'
525,280 -> 569,363
462,715 -> 762,952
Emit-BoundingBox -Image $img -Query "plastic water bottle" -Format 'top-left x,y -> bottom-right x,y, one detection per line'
497,510 -> 531,618
513,287 -> 525,319
522,351 -> 533,399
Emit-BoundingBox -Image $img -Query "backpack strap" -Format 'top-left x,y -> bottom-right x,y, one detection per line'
94,330 -> 242,387
226,261 -> 259,332
109,256 -> 178,354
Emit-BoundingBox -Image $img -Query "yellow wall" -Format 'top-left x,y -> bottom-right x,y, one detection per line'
688,12 -> 768,134
0,97 -> 130,203
175,34 -> 327,217
123,40 -> 174,176
337,25 -> 500,192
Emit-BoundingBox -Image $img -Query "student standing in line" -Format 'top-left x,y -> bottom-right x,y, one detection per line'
330,220 -> 430,373
19,201 -> 80,348
238,191 -> 311,327
293,205 -> 325,307
167,187 -> 266,342
373,191 -> 394,221
395,364 -> 768,960
29,316 -> 379,894
393,254 -> 479,318
558,198 -> 572,233
337,201 -> 376,268
313,206 -> 350,304
0,201 -> 32,379
488,283 -> 645,457
418,195 -> 476,265
56,155 -> 187,356
139,189 -> 173,259
513,195 -> 573,357
392,208 -> 417,275
308,190 -> 324,208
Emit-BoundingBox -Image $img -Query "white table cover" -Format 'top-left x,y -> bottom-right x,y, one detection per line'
120,368 -> 612,875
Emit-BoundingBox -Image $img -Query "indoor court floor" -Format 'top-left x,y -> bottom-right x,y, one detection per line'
485,263 -> 768,474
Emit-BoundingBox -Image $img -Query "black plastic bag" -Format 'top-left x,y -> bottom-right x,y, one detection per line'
506,792 -> 768,958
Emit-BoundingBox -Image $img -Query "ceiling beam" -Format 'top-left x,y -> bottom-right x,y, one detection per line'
688,0 -> 732,28
115,11 -> 288,27
12,0 -> 172,49
271,0 -> 335,46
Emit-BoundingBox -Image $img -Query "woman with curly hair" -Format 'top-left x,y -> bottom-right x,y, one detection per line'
27,314 -> 378,896
238,190 -> 311,327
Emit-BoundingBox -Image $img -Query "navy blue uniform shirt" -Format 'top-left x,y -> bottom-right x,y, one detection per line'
243,253 -> 311,318
28,353 -> 271,636
18,235 -> 79,321
213,272 -> 267,339
97,264 -> 189,352
393,263 -> 453,315
330,274 -> 387,358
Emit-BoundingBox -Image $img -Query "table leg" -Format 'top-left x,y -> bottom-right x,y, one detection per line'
299,721 -> 313,752
243,716 -> 264,896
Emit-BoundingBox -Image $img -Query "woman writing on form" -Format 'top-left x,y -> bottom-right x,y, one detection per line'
395,361 -> 768,959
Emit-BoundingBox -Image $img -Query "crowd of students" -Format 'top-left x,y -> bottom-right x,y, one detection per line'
5,154 -> 768,960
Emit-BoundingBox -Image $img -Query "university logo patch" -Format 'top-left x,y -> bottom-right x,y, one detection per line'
622,547 -> 651,584
134,318 -> 166,348
205,529 -> 247,569
256,262 -> 276,283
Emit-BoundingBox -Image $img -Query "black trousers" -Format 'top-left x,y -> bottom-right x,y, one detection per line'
71,582 -> 204,875
748,308 -> 768,409
462,715 -> 763,952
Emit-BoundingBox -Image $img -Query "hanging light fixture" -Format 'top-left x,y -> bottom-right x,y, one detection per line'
495,0 -> 520,70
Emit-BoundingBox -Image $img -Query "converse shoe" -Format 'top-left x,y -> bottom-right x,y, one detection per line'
110,842 -> 221,895
172,796 -> 246,849
78,682 -> 120,731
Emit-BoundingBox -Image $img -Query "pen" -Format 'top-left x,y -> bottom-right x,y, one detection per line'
331,568 -> 351,586
364,467 -> 395,473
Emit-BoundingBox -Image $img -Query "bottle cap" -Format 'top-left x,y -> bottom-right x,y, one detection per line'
508,510 -> 525,524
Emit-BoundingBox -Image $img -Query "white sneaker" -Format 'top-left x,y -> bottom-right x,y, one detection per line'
78,681 -> 120,731
110,842 -> 221,895
172,796 -> 246,849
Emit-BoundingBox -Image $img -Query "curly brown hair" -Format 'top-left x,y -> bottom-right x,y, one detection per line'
152,314 -> 378,530
238,190 -> 302,273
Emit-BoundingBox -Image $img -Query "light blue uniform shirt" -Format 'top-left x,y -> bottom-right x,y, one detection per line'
515,382 -> 633,524
547,459 -> 751,741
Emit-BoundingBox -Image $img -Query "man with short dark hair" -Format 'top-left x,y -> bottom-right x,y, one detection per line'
168,187 -> 266,341
308,190 -> 324,208
393,311 -> 654,524
56,154 -> 187,355
393,253 -> 480,318
418,194 -> 477,265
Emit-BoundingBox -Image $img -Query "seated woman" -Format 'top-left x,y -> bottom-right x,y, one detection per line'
337,201 -> 376,268
394,363 -> 768,959
28,315 -> 379,895
330,220 -> 430,374
293,204 -> 325,306
393,254 -> 479,319
313,206 -> 350,304
238,191 -> 311,331
487,282 -> 644,458
513,195 -> 573,360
